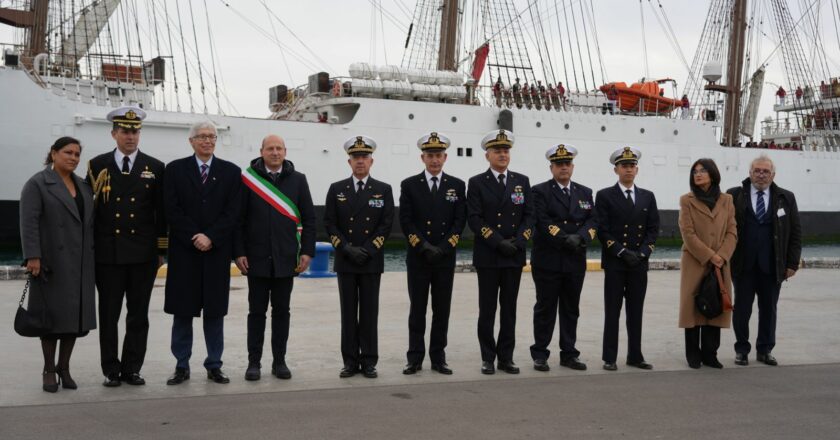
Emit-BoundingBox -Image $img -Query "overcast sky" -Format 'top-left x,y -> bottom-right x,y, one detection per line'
2,0 -> 838,121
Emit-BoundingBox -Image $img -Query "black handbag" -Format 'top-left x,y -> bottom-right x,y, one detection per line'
694,265 -> 732,319
14,277 -> 53,337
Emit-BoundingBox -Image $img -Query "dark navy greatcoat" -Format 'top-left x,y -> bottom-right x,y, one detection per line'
467,169 -> 534,268
324,177 -> 394,273
163,155 -> 242,318
595,183 -> 660,271
530,179 -> 597,273
399,171 -> 467,269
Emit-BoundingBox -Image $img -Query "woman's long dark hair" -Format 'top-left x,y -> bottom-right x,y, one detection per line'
44,136 -> 82,165
689,158 -> 721,192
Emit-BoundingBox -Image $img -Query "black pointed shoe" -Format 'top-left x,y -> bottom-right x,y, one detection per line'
402,363 -> 422,375
431,363 -> 453,375
272,363 -> 292,379
245,363 -> 261,381
702,358 -> 724,369
603,362 -> 618,371
735,353 -> 749,366
560,357 -> 587,371
166,368 -> 190,385
533,359 -> 550,372
103,372 -> 122,387
362,365 -> 378,378
481,361 -> 496,375
339,364 -> 358,378
626,360 -> 654,370
207,368 -> 230,384
497,361 -> 520,374
757,353 -> 778,366
121,372 -> 146,386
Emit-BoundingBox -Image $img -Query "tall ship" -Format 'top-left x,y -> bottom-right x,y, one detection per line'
1,0 -> 838,243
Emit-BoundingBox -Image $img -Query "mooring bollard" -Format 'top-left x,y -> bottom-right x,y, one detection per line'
300,241 -> 336,278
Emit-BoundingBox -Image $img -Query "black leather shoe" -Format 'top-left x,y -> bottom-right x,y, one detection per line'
272,363 -> 292,379
103,373 -> 122,387
362,366 -> 378,378
688,360 -> 701,369
533,359 -> 550,372
757,353 -> 778,366
603,362 -> 618,371
735,353 -> 749,366
702,358 -> 724,369
402,363 -> 422,375
42,370 -> 58,393
207,368 -> 230,384
121,372 -> 146,385
481,361 -> 496,375
626,361 -> 654,370
245,363 -> 261,381
339,364 -> 358,378
497,361 -> 520,374
560,357 -> 587,371
431,363 -> 453,375
57,368 -> 77,389
166,368 -> 190,385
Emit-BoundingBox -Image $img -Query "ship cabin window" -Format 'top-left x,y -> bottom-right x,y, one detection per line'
466,148 -> 472,157
457,147 -> 463,156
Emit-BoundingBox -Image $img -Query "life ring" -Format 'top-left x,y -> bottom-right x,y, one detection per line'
332,80 -> 342,97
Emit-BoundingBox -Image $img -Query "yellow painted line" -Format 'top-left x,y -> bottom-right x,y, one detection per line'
157,263 -> 243,278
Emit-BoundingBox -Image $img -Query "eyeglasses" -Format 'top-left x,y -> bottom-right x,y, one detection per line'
691,168 -> 708,175
751,169 -> 773,175
191,134 -> 217,141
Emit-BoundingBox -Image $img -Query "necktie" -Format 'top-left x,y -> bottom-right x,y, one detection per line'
269,172 -> 277,183
498,173 -> 506,191
122,156 -> 130,174
357,180 -> 365,193
625,189 -> 634,206
562,187 -> 570,198
756,190 -> 766,222
431,176 -> 439,195
200,164 -> 209,185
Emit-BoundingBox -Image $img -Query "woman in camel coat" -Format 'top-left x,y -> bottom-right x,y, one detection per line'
678,158 -> 737,369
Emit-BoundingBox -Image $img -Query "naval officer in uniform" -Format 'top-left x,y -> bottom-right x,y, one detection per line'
595,147 -> 659,371
530,144 -> 596,372
467,129 -> 534,375
399,132 -> 466,375
86,106 -> 166,387
324,136 -> 394,379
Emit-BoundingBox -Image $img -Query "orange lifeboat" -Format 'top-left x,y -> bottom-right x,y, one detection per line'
599,79 -> 681,113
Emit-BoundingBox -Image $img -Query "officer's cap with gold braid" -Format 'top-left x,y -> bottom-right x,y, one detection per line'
107,105 -> 146,130
343,135 -> 377,156
417,132 -> 450,152
480,129 -> 514,151
610,146 -> 642,165
545,144 -> 577,163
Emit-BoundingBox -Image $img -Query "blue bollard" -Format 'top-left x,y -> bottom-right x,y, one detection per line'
300,241 -> 336,278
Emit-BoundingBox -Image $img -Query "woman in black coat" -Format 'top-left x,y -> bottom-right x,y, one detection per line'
20,137 -> 96,392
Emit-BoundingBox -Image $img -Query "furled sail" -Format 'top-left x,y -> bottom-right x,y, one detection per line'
740,68 -> 764,138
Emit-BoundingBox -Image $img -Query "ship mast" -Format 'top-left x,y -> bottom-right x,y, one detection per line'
706,0 -> 748,146
0,0 -> 49,67
437,0 -> 459,71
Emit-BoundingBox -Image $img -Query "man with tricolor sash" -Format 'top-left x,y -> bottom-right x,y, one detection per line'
235,135 -> 316,381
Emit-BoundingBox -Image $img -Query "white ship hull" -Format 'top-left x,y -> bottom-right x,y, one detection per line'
2,67 -> 839,240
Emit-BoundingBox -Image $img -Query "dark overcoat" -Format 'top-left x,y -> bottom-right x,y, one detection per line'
163,155 -> 242,318
20,168 -> 97,333
530,179 -> 597,272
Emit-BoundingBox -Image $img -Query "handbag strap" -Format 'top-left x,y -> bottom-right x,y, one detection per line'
18,277 -> 31,307
714,266 -> 733,311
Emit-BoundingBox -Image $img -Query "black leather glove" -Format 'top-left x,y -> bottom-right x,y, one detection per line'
420,241 -> 444,263
564,234 -> 583,250
621,249 -> 641,267
497,238 -> 519,257
343,246 -> 371,265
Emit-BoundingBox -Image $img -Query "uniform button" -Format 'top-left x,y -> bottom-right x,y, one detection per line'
442,222 -> 446,225
116,197 -> 121,202
623,242 -> 627,246
511,224 -> 515,227
638,225 -> 643,229
350,217 -> 354,221
130,214 -> 135,218
512,213 -> 516,216
145,184 -> 150,188
366,217 -> 370,221
427,221 -> 431,225
563,221 -> 568,224
623,233 -> 627,237
624,224 -> 628,228
365,230 -> 369,234
115,213 -> 121,218
637,234 -> 642,237
116,229 -> 121,234
349,229 -> 353,233
427,231 -> 431,235
131,197 -> 135,202
576,222 -> 581,226
497,213 -> 502,217
497,224 -> 502,228
441,232 -> 445,236
131,229 -> 135,234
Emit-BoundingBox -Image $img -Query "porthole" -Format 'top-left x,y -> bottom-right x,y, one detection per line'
674,130 -> 679,135
451,116 -> 457,122
536,122 -> 542,128
640,128 -> 646,134
601,126 -> 606,132
564,123 -> 570,129
408,114 -> 414,120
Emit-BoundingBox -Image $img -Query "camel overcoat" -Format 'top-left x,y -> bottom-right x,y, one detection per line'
678,192 -> 738,328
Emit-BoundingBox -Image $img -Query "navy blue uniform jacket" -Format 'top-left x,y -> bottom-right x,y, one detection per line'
530,179 -> 597,273
595,183 -> 659,271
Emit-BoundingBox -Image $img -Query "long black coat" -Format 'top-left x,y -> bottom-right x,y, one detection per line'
727,178 -> 802,284
530,179 -> 597,273
234,158 -> 316,278
324,176 -> 394,273
86,149 -> 167,264
163,155 -> 242,318
399,171 -> 467,269
595,183 -> 660,271
467,169 -> 534,268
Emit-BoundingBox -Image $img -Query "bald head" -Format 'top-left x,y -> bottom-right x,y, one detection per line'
261,135 -> 287,171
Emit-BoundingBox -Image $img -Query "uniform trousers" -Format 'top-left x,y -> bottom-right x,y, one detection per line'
406,264 -> 454,365
337,272 -> 381,368
246,276 -> 294,366
733,269 -> 781,355
95,261 -> 158,376
602,269 -> 648,364
476,267 -> 523,363
530,268 -> 585,362
171,315 -> 224,370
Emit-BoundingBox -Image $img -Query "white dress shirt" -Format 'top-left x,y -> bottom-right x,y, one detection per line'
353,175 -> 369,192
114,149 -> 138,173
750,185 -> 770,214
425,170 -> 442,191
619,183 -> 636,204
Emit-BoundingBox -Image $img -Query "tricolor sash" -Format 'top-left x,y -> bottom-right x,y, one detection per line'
241,166 -> 302,260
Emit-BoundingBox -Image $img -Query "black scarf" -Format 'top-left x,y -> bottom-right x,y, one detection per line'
692,185 -> 720,211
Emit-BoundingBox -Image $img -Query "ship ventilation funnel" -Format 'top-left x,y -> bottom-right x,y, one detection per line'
498,110 -> 513,131
703,62 -> 722,83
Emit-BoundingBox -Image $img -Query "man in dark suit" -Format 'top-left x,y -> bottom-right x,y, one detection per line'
467,129 -> 534,375
324,135 -> 394,379
234,134 -> 316,381
399,132 -> 466,375
596,147 -> 659,371
530,144 -> 596,372
86,106 -> 166,387
163,122 -> 242,385
729,155 -> 801,366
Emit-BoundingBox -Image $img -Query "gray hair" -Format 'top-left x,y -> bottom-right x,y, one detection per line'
188,121 -> 217,138
750,154 -> 775,172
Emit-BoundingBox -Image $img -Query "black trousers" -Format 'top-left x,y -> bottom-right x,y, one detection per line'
246,276 -> 294,366
95,261 -> 157,376
337,272 -> 381,368
602,269 -> 648,364
529,268 -> 585,362
406,264 -> 454,365
476,267 -> 523,363
733,270 -> 781,355
685,325 -> 721,364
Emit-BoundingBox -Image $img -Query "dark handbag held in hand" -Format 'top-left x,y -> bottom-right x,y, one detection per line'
694,264 -> 732,319
14,277 -> 53,337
